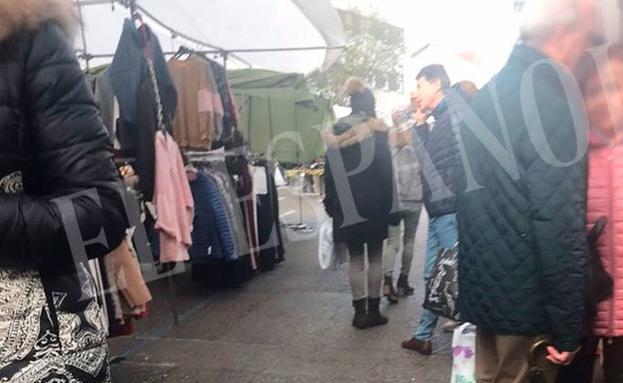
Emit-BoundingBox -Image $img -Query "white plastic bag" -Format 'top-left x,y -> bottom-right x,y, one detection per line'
318,219 -> 335,270
452,323 -> 477,383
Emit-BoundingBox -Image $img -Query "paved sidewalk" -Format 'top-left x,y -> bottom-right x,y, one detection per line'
109,190 -> 453,382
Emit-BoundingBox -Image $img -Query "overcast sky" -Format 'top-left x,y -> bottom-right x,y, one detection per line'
331,0 -> 520,88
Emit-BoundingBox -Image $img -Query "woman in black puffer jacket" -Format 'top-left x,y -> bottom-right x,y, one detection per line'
0,0 -> 127,381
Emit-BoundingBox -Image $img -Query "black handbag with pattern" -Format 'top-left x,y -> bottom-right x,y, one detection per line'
423,242 -> 460,321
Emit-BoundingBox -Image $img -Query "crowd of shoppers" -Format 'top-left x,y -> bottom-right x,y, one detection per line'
1,0 -> 621,381
323,0 -> 623,381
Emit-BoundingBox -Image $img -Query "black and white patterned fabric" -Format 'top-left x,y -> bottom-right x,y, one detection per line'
424,243 -> 460,321
0,172 -> 111,383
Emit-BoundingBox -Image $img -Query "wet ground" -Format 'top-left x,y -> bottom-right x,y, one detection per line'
108,187 -> 455,382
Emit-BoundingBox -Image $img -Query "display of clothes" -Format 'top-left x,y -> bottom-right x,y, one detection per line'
154,130 -> 195,263
81,18 -> 287,350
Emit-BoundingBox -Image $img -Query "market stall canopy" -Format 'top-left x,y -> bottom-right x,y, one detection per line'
229,69 -> 335,164
76,0 -> 346,73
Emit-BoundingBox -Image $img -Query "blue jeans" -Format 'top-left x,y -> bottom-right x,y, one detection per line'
413,213 -> 458,341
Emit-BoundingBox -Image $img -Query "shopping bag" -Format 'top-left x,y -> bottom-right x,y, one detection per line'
423,242 -> 460,320
318,219 -> 335,270
452,323 -> 477,383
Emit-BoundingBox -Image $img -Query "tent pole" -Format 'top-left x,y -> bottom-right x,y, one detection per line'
76,0 -> 91,71
288,105 -> 312,233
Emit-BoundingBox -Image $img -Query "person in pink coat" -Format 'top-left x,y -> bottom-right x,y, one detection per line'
559,43 -> 623,383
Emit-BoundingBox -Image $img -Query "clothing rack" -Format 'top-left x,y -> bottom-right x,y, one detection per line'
78,0 -> 295,337
74,0 -> 346,71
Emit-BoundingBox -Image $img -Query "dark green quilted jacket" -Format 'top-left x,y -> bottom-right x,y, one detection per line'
456,44 -> 588,352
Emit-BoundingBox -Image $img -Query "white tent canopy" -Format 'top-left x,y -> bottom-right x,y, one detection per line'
76,0 -> 346,73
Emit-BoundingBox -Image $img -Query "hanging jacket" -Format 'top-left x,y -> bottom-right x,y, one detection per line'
109,19 -> 177,128
457,44 -> 587,352
0,0 -> 128,381
109,19 -> 178,200
189,172 -> 236,262
154,132 -> 195,263
588,134 -> 623,337
323,113 -> 394,244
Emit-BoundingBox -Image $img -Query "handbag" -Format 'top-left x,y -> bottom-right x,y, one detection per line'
585,216 -> 614,320
527,340 -> 554,383
423,242 -> 460,321
318,219 -> 335,270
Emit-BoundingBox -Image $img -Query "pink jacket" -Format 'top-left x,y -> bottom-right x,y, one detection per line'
154,131 -> 195,263
588,133 -> 623,337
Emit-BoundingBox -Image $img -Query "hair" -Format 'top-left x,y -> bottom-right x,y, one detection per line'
350,88 -> 376,118
518,0 -> 583,43
343,77 -> 366,96
416,64 -> 451,89
451,81 -> 479,102
577,43 -> 623,93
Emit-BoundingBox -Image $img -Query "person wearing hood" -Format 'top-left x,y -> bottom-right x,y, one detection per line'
323,79 -> 395,330
0,0 -> 128,381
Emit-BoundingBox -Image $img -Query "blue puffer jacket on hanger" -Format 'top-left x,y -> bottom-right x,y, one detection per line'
189,172 -> 237,262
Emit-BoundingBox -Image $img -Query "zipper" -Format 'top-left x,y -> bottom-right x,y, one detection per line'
608,147 -> 616,337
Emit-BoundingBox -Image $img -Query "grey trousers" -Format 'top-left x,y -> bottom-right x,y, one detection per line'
384,208 -> 421,277
347,240 -> 384,300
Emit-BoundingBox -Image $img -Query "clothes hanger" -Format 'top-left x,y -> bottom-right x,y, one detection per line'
173,46 -> 193,61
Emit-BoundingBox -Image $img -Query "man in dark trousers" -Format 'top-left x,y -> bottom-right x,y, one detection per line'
456,0 -> 597,381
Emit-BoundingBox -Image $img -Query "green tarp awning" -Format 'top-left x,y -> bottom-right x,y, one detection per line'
229,69 -> 334,164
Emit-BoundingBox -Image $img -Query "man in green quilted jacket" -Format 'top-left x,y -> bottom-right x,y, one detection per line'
456,0 -> 597,381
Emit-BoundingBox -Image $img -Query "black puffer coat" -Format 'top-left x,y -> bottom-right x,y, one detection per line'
323,113 -> 395,244
412,98 -> 460,218
0,0 -> 127,381
456,44 -> 587,352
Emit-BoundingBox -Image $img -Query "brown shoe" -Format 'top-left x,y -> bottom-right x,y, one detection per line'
401,337 -> 433,355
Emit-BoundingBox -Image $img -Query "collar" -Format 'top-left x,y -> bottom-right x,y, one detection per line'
431,97 -> 448,120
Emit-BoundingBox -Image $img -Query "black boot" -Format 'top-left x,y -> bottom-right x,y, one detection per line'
397,274 -> 415,296
352,299 -> 368,330
383,275 -> 399,304
367,298 -> 388,327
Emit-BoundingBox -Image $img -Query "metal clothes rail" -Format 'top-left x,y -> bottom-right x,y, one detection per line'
74,0 -> 346,70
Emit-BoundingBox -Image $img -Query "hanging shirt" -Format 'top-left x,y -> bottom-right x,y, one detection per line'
154,131 -> 195,263
168,55 -> 224,149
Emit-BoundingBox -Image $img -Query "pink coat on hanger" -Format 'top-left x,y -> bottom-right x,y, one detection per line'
154,131 -> 194,263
